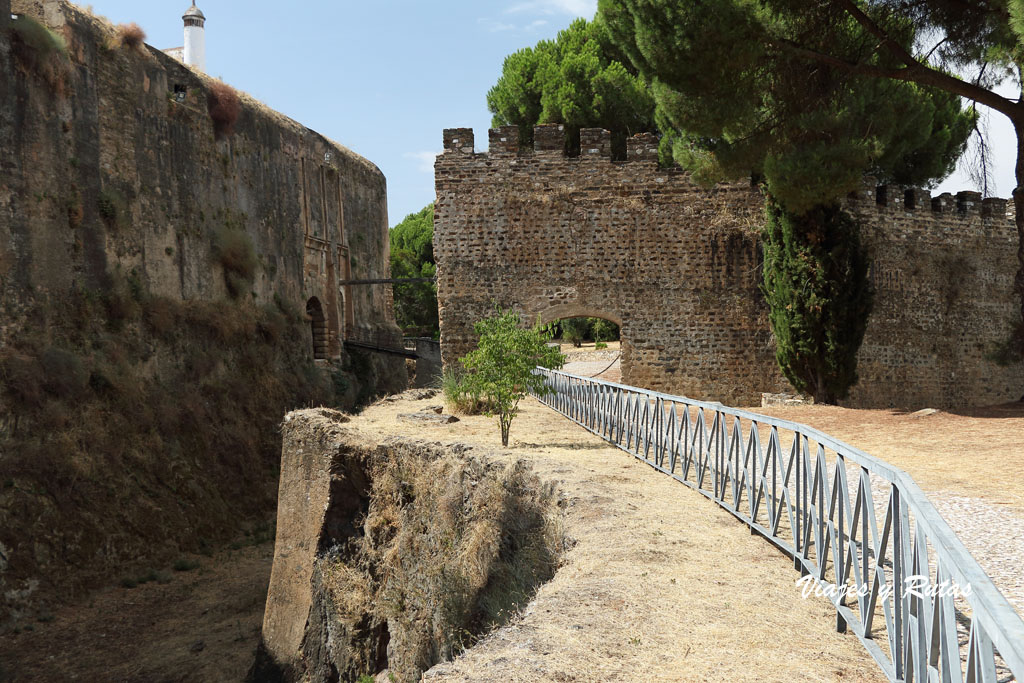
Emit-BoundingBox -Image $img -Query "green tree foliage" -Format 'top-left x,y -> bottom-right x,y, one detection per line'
460,310 -> 565,446
599,1 -> 974,213
762,200 -> 874,403
551,317 -> 620,346
487,17 -> 657,156
589,318 -> 619,342
390,204 -> 438,337
600,0 -> 977,400
600,0 -> 1024,358
560,317 -> 588,347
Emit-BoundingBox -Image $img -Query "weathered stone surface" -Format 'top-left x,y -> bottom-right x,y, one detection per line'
413,338 -> 442,388
761,393 -> 814,407
259,409 -> 560,682
397,411 -> 458,425
261,410 -> 354,677
0,1 -> 406,621
435,125 -> 1024,409
1,1 -> 402,359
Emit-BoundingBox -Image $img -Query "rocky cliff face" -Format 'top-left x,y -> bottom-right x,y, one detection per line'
0,1 -> 404,625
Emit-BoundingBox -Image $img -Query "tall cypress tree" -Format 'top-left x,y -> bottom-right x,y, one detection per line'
761,200 -> 873,403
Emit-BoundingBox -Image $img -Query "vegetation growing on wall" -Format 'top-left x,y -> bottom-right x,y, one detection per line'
207,82 -> 241,139
115,22 -> 145,51
8,14 -> 69,93
213,225 -> 258,298
0,272 -> 344,624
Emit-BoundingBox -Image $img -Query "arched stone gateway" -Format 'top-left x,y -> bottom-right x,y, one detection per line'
306,297 -> 328,361
434,124 -> 1024,408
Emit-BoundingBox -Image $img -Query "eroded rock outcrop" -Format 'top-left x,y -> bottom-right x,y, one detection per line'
254,405 -> 563,683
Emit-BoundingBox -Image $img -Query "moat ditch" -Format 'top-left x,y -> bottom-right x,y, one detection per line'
251,404 -> 565,683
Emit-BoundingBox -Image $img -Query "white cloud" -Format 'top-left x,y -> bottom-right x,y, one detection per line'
505,0 -> 596,17
478,17 -> 517,32
404,151 -> 440,174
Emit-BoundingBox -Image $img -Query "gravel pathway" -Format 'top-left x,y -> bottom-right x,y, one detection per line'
928,492 -> 1024,613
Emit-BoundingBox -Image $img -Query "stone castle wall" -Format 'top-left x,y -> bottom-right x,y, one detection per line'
434,124 -> 1023,409
1,0 -> 400,358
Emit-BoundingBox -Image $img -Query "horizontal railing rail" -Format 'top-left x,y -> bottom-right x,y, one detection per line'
533,368 -> 1024,683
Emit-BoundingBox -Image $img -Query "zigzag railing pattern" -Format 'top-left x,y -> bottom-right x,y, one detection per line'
533,368 -> 1024,683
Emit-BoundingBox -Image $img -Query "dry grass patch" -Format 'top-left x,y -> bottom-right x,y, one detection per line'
307,437 -> 564,682
115,22 -> 145,51
207,82 -> 241,139
346,394 -> 886,682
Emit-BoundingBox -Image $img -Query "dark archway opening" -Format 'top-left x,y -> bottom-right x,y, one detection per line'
550,316 -> 620,349
307,297 -> 328,360
547,315 -> 623,382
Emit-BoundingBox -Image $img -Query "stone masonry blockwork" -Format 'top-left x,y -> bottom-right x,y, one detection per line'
434,124 -> 1024,409
1,0 -> 402,360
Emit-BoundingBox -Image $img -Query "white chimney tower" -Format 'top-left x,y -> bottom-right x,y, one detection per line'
182,2 -> 206,72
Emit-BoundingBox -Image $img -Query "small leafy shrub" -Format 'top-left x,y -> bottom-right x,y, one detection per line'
97,189 -> 127,231
459,310 -> 565,446
595,341 -> 608,350
441,368 -> 493,415
116,22 -> 146,50
213,228 -> 258,298
136,569 -> 159,584
207,82 -> 241,139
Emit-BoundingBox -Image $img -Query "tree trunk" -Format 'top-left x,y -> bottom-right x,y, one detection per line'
1015,120 -> 1024,360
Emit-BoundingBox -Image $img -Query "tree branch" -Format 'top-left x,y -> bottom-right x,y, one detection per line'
773,19 -> 1020,118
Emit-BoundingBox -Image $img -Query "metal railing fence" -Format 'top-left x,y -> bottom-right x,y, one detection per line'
533,368 -> 1024,683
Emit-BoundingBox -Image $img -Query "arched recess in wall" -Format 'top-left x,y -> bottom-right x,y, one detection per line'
306,297 -> 328,360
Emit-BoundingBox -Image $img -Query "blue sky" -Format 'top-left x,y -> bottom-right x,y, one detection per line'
81,1 -> 1015,226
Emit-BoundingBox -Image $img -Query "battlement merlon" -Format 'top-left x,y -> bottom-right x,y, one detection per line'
440,126 -> 1014,219
846,177 -> 1012,218
441,125 -> 661,163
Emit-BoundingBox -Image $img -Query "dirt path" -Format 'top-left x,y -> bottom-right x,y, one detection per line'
359,393 -> 886,682
0,543 -> 272,682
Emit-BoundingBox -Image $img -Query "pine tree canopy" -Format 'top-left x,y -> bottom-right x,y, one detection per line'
599,0 -> 977,212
